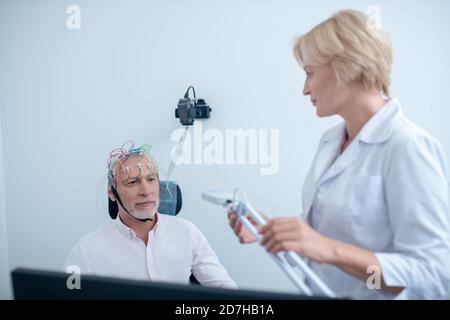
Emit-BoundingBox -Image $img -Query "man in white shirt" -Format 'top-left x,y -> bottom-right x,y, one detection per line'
65,141 -> 237,289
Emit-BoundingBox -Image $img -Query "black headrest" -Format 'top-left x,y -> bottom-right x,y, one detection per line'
108,181 -> 182,219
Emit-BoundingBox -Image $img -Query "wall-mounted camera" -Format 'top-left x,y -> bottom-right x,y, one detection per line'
175,86 -> 212,126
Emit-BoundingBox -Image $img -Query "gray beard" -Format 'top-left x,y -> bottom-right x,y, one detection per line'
130,209 -> 156,220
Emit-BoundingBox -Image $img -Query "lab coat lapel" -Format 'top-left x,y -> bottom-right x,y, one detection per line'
313,99 -> 401,187
304,129 -> 362,222
319,137 -> 362,185
303,98 -> 402,220
302,123 -> 345,219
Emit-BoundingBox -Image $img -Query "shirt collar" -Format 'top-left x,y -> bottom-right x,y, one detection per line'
114,213 -> 161,240
358,98 -> 402,144
321,98 -> 402,144
321,121 -> 346,143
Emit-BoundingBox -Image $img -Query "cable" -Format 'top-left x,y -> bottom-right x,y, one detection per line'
184,86 -> 196,99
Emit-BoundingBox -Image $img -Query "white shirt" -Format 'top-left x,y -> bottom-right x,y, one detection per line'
64,213 -> 237,289
302,98 -> 450,299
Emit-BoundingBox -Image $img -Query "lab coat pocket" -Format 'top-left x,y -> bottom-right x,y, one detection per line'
347,175 -> 388,230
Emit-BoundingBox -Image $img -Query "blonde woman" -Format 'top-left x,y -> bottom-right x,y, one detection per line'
228,10 -> 450,299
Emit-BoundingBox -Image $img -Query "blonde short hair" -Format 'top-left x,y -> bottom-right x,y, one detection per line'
293,10 -> 393,96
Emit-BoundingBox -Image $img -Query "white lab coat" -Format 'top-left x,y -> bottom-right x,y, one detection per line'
301,98 -> 450,299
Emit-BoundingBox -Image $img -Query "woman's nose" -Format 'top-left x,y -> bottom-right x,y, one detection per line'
303,81 -> 311,96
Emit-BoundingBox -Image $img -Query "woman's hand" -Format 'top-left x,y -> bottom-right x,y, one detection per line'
258,216 -> 404,293
227,208 -> 264,244
260,217 -> 336,264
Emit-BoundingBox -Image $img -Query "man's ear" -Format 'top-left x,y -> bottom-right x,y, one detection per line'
108,187 -> 116,201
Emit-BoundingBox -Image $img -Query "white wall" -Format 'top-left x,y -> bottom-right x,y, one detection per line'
0,110 -> 12,299
0,0 -> 449,294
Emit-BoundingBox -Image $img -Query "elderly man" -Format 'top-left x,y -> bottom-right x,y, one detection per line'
65,141 -> 237,288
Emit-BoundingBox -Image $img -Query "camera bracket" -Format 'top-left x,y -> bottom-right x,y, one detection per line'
175,86 -> 212,126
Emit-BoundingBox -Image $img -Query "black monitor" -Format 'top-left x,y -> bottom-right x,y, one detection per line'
11,268 -> 320,300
